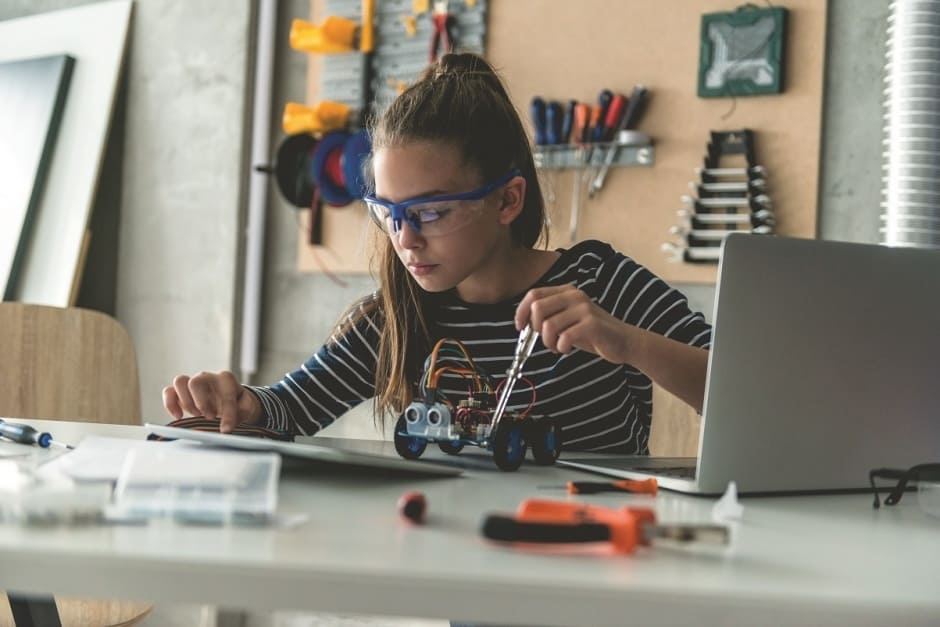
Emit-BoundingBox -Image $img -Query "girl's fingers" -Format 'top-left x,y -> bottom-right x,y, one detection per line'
162,386 -> 183,419
515,285 -> 573,329
172,374 -> 199,417
213,372 -> 242,433
538,306 -> 584,352
188,372 -> 219,419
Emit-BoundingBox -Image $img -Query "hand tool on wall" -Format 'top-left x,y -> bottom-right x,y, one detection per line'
482,499 -> 729,555
546,100 -> 563,146
282,101 -> 357,135
589,84 -> 649,198
290,0 -> 375,55
429,0 -> 455,62
599,93 -> 627,142
591,89 -> 614,143
530,96 -> 547,146
561,99 -> 576,145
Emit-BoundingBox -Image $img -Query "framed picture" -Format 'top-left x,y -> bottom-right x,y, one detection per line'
698,7 -> 787,98
0,54 -> 74,299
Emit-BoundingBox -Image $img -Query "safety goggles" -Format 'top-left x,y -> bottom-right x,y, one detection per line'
364,169 -> 520,237
869,463 -> 940,516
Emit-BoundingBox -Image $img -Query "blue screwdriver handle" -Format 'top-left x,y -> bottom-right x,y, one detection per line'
0,419 -> 52,447
561,99 -> 576,144
592,89 -> 613,142
546,100 -> 563,145
530,96 -> 547,145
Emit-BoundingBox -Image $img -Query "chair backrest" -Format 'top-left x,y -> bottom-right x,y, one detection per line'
0,303 -> 141,425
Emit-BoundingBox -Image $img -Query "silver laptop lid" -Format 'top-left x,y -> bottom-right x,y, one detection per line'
697,234 -> 940,493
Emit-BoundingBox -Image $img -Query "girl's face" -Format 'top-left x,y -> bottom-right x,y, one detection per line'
371,141 -> 524,301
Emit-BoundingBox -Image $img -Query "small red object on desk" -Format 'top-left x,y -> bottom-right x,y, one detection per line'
398,491 -> 427,524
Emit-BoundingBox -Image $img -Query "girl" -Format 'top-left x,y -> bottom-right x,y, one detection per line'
163,53 -> 711,455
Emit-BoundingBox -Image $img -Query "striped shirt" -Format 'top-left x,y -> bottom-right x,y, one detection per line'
249,240 -> 711,453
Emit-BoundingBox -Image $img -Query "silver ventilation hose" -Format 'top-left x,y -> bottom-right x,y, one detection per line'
882,0 -> 940,248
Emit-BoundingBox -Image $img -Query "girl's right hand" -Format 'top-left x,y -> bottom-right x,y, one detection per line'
162,370 -> 262,433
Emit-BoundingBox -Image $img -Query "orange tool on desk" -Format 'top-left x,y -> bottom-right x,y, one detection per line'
482,499 -> 728,554
566,478 -> 658,495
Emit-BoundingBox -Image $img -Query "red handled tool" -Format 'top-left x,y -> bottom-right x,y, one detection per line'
482,499 -> 728,554
429,0 -> 454,62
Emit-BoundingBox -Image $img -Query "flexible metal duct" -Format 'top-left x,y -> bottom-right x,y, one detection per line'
882,0 -> 940,248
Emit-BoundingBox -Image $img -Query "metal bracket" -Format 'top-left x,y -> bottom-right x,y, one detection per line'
533,142 -> 654,170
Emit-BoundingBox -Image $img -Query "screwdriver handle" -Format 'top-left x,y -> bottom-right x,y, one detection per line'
546,100 -> 563,145
620,84 -> 648,131
561,99 -> 576,145
0,419 -> 52,448
572,103 -> 590,146
592,89 -> 613,142
530,96 -> 547,145
601,94 -> 627,141
588,105 -> 603,144
482,515 -> 611,544
567,478 -> 658,496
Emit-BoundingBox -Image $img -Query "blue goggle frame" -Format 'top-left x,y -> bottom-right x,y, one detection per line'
364,169 -> 521,234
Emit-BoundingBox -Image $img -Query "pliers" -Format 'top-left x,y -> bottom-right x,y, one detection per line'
482,499 -> 729,554
429,0 -> 455,63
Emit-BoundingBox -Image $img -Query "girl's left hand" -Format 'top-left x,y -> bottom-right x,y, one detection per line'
515,284 -> 635,364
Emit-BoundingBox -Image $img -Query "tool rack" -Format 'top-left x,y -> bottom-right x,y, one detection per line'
319,0 -> 488,114
532,134 -> 655,171
663,129 -> 773,263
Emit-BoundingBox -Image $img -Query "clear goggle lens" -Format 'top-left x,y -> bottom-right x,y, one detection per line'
366,199 -> 485,237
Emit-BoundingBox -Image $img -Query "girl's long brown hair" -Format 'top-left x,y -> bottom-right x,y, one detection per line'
336,53 -> 548,427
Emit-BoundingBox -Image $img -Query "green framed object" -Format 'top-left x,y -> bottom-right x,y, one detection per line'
698,6 -> 787,98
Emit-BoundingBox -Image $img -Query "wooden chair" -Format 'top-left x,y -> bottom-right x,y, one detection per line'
649,383 -> 702,457
0,303 -> 152,627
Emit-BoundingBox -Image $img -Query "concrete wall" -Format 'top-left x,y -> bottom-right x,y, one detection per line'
0,0 -> 891,434
0,0 -> 251,424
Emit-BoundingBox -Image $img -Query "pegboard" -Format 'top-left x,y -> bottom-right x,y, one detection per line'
299,0 -> 826,285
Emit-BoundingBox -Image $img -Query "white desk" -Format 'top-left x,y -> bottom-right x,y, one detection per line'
1,419 -> 938,627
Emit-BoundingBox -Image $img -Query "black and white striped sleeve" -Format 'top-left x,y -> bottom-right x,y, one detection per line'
245,309 -> 380,435
592,253 -> 712,349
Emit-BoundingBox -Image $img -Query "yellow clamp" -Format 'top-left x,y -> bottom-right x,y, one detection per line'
282,101 -> 352,135
290,16 -> 358,54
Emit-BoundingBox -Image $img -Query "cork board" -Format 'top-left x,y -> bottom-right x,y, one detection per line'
298,0 -> 826,284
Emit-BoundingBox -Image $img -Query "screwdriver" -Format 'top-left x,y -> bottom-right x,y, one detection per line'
591,89 -> 614,143
566,478 -> 658,496
546,100 -> 563,145
530,96 -> 547,146
0,419 -> 71,449
560,99 -> 576,145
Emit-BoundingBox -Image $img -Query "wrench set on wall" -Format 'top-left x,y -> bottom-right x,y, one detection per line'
663,129 -> 773,263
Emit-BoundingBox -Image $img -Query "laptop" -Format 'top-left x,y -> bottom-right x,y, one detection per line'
559,234 -> 940,495
145,424 -> 461,477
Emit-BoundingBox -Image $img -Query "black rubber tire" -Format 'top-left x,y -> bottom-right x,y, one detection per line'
393,415 -> 427,460
529,416 -> 562,465
492,420 -> 527,471
438,440 -> 464,455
